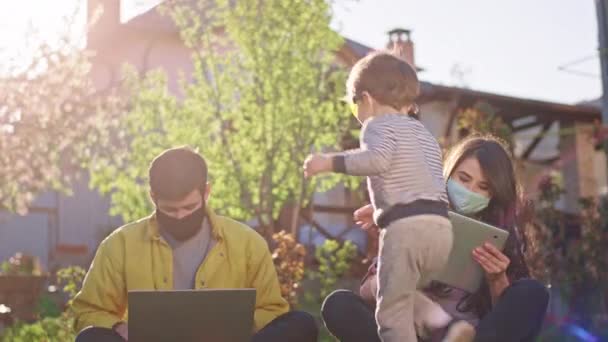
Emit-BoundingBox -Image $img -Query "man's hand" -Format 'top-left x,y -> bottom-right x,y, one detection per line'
303,154 -> 332,178
114,322 -> 128,341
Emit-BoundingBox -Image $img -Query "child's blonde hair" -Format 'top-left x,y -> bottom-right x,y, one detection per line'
346,51 -> 419,111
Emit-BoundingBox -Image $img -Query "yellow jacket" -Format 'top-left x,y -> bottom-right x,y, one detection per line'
72,209 -> 288,333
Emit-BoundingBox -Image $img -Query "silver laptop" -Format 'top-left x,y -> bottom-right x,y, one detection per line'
431,211 -> 509,293
128,288 -> 256,342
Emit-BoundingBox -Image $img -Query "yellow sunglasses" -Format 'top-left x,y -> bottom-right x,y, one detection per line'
349,102 -> 359,118
346,95 -> 359,118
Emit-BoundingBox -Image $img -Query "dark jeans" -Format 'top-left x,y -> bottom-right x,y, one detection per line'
75,311 -> 318,342
321,279 -> 549,342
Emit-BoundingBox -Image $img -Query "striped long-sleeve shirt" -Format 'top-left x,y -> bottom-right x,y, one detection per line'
333,113 -> 448,225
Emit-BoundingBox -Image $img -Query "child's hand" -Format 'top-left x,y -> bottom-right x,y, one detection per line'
303,154 -> 332,178
354,204 -> 376,231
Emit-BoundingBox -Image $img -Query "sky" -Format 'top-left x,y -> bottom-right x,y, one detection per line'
331,0 -> 601,105
0,0 -> 601,105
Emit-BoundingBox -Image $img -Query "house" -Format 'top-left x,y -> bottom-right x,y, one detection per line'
312,29 -> 605,257
0,0 -> 603,270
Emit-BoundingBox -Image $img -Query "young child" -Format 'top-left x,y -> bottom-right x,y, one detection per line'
303,52 -> 454,342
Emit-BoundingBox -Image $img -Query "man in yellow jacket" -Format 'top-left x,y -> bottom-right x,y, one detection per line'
73,147 -> 318,341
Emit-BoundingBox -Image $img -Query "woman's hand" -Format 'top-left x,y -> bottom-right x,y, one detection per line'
472,242 -> 510,280
353,204 -> 377,231
472,242 -> 510,303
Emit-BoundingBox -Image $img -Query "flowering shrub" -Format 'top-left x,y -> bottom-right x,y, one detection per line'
271,231 -> 306,307
0,253 -> 43,276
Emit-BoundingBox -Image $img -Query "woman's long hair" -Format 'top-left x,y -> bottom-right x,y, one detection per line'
431,135 -> 532,317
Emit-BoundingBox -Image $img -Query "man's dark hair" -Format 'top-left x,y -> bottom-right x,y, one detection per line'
149,146 -> 208,200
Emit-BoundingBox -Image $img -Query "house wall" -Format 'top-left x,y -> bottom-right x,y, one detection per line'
594,150 -> 607,195
419,101 -> 454,139
554,121 -> 601,212
55,177 -> 123,263
513,121 -> 561,202
0,206 -> 51,269
0,177 -> 122,271
89,30 -> 194,95
420,102 -> 599,213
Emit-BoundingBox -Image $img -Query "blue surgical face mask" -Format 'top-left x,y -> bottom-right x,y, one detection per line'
447,178 -> 490,215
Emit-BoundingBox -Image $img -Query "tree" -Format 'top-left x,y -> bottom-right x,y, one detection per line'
0,11 -> 123,215
90,0 -> 355,237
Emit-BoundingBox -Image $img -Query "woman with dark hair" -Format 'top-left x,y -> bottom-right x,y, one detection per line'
321,135 -> 549,342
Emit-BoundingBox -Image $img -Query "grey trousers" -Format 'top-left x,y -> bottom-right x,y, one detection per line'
376,215 -> 453,342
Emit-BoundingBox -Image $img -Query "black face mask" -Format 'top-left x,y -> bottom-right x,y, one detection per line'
156,204 -> 206,242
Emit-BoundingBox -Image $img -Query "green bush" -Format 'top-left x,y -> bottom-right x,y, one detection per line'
313,239 -> 357,300
1,266 -> 85,342
35,295 -> 62,319
1,316 -> 75,342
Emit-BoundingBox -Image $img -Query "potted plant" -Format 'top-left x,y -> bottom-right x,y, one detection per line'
0,253 -> 48,322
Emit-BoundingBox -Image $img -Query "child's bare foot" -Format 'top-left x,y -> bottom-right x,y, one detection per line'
414,292 -> 452,339
442,320 -> 475,342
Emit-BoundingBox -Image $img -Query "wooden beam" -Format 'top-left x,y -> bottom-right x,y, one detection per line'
312,204 -> 359,215
299,212 -> 335,240
521,121 -> 554,160
299,212 -> 366,258
513,121 -> 539,132
573,122 -> 598,199
0,206 -> 58,215
421,83 -> 600,122
337,226 -> 355,239
524,156 -> 561,165
512,120 -> 545,132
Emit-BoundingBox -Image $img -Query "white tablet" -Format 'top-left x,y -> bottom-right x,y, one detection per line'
431,211 -> 510,293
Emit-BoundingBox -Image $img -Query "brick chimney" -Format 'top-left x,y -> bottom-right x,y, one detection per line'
87,0 -> 121,48
386,28 -> 417,69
